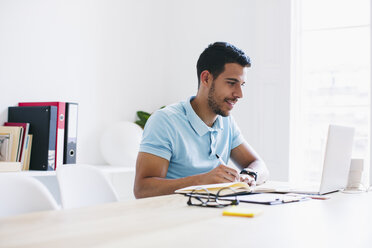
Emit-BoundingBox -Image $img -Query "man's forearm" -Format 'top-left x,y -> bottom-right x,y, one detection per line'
135,163 -> 241,198
134,174 -> 204,199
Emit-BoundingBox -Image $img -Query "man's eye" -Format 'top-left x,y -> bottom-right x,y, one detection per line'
241,82 -> 246,87
227,81 -> 236,85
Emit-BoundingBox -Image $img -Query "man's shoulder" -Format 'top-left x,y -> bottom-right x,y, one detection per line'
145,101 -> 187,129
153,101 -> 186,120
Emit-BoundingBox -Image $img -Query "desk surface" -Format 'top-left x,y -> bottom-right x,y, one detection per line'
1,191 -> 372,248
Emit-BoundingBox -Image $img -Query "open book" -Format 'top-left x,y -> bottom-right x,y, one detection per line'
175,182 -> 252,196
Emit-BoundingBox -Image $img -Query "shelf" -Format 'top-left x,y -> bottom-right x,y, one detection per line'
2,170 -> 56,176
1,164 -> 135,176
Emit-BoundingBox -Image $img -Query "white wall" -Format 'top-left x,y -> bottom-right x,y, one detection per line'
0,0 -> 291,180
0,0 -> 169,164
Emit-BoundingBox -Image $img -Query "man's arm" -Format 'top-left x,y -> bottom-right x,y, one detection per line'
133,152 -> 240,199
230,142 -> 269,185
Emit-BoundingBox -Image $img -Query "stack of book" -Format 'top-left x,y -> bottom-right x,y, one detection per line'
0,123 -> 32,172
0,102 -> 79,172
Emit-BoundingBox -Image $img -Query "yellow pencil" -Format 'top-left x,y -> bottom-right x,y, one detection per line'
222,206 -> 262,218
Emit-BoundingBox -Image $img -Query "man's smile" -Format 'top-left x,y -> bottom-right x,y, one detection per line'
225,98 -> 238,109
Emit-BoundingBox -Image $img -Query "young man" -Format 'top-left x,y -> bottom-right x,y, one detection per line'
134,42 -> 269,198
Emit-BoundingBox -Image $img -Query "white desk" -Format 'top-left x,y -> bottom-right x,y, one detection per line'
0,191 -> 371,248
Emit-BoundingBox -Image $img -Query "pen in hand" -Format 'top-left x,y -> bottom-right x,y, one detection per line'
215,154 -> 226,165
216,154 -> 238,182
215,154 -> 254,185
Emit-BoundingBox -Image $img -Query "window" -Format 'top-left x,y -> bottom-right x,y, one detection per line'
291,0 -> 370,183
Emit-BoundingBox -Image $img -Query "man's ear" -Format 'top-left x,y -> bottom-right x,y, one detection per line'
200,70 -> 213,87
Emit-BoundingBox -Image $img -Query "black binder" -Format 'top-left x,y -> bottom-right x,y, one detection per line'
8,106 -> 57,171
63,102 -> 78,164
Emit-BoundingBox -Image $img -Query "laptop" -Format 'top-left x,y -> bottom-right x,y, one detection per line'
262,125 -> 355,195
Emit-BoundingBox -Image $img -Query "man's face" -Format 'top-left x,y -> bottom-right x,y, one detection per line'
207,63 -> 247,117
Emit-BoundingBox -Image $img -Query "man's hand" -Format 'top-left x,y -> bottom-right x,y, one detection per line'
230,143 -> 269,185
239,174 -> 256,187
203,164 -> 239,184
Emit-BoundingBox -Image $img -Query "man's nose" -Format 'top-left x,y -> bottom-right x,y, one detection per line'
233,84 -> 243,99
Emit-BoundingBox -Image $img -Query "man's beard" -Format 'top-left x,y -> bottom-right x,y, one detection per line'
207,81 -> 229,117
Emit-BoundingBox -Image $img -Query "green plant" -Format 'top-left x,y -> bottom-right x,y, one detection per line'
135,111 -> 151,129
135,106 -> 165,129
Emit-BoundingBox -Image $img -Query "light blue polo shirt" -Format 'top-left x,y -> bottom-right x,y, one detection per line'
139,96 -> 245,179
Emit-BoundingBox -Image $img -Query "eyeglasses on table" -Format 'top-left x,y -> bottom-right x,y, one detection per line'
185,187 -> 240,208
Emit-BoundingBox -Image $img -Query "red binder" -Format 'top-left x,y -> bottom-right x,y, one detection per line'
18,102 -> 66,169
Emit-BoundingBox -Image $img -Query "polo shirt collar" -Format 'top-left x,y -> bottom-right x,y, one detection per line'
184,96 -> 224,136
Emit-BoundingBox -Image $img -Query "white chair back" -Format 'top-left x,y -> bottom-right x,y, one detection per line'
0,174 -> 59,218
57,165 -> 119,209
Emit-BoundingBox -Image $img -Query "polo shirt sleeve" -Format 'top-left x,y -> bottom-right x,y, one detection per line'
230,115 -> 245,149
139,110 -> 174,161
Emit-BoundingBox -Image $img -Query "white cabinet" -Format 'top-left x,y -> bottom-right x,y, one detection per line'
89,165 -> 136,202
6,165 -> 135,204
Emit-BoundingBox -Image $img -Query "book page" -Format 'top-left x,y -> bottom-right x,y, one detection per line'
175,182 -> 251,195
